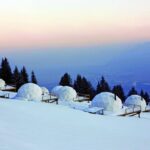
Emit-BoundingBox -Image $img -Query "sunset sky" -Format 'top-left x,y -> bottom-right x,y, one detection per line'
0,0 -> 150,50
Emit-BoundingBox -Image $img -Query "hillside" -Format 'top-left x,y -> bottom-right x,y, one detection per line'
0,100 -> 150,150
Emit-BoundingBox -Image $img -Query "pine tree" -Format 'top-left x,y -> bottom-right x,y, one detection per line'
59,73 -> 72,86
0,58 -> 37,90
96,82 -> 101,94
81,77 -> 89,94
21,66 -> 29,84
112,85 -> 126,102
96,76 -> 110,94
12,66 -> 20,86
74,74 -> 82,93
16,73 -> 24,90
140,90 -> 145,100
143,92 -> 149,105
11,66 -> 24,90
74,75 -> 95,100
85,80 -> 95,99
128,87 -> 138,96
81,77 -> 93,95
0,57 -> 13,84
31,71 -> 38,84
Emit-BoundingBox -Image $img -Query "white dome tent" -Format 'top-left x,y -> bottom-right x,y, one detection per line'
0,79 -> 6,90
58,86 -> 77,101
51,85 -> 63,96
91,92 -> 122,113
125,95 -> 146,111
51,86 -> 77,101
16,83 -> 43,101
41,87 -> 49,95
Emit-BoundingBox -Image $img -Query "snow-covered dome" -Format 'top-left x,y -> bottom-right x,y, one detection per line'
41,87 -> 49,95
52,86 -> 77,101
51,85 -> 63,96
16,83 -> 43,101
91,92 -> 122,112
0,79 -> 6,89
125,95 -> 146,111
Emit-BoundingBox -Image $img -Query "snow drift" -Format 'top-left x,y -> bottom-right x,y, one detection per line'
16,83 -> 42,101
91,92 -> 122,112
0,100 -> 149,150
125,95 -> 146,111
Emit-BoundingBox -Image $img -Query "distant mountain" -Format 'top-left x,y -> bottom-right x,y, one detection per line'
1,42 -> 150,93
38,42 -> 150,92
99,42 -> 150,92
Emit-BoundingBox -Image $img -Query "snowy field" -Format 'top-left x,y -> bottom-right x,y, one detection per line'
0,99 -> 150,150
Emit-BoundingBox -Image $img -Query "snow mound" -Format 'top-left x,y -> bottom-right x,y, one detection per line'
125,95 -> 146,111
51,85 -> 63,96
0,79 -> 6,90
16,83 -> 42,101
91,92 -> 122,112
53,86 -> 77,101
41,87 -> 49,95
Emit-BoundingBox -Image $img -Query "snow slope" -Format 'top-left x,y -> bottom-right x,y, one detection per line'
0,100 -> 150,150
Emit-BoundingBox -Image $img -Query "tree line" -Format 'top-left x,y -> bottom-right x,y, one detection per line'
0,57 -> 38,90
1,58 -> 149,104
59,73 -> 150,104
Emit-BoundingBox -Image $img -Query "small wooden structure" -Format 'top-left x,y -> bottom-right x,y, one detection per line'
142,102 -> 150,112
143,109 -> 150,112
74,93 -> 90,103
42,93 -> 58,104
0,93 -> 10,99
119,105 -> 141,118
1,85 -> 16,92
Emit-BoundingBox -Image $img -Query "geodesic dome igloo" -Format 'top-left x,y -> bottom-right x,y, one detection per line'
51,85 -> 63,96
16,83 -> 43,101
125,95 -> 146,111
52,86 -> 77,101
41,87 -> 49,95
91,92 -> 122,112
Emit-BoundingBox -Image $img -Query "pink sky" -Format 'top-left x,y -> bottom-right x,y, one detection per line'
0,0 -> 150,49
